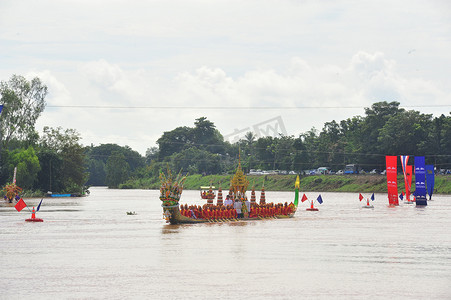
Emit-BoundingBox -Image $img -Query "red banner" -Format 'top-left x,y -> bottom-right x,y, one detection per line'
405,165 -> 412,201
386,156 -> 399,205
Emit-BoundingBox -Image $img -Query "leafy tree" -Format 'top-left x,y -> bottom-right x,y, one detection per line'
105,151 -> 130,188
157,126 -> 193,159
7,147 -> 41,190
35,149 -> 63,192
299,128 -> 319,169
86,158 -> 106,186
145,146 -> 159,164
360,101 -> 404,162
254,136 -> 275,170
85,143 -> 145,186
40,126 -> 81,150
0,75 -> 47,148
437,113 -> 451,168
61,144 -> 88,193
292,135 -> 309,172
192,117 -> 225,153
38,126 -> 88,193
171,147 -> 221,175
378,110 -> 432,156
339,116 -> 364,164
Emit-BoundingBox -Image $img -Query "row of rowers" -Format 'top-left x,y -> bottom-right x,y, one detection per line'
180,202 -> 296,220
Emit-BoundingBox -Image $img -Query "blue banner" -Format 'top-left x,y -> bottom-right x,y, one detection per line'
425,165 -> 434,200
414,156 -> 427,206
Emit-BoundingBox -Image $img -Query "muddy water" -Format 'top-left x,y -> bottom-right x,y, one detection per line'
1,187 -> 450,299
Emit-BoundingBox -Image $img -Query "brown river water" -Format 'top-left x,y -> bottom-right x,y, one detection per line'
1,187 -> 450,299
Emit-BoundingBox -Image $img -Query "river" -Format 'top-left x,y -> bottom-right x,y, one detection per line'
1,187 -> 450,299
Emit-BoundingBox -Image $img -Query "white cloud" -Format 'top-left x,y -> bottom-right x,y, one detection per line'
1,1 -> 450,155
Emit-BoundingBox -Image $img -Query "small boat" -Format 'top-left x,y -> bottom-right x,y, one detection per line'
160,158 -> 298,225
46,192 -> 86,198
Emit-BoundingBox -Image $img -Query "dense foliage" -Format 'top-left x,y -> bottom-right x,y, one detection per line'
140,102 -> 451,180
0,75 -> 88,194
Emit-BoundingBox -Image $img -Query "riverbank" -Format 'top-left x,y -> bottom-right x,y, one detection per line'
120,174 -> 451,194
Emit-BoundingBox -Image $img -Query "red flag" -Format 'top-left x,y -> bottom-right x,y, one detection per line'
359,193 -> 364,201
15,198 -> 27,212
301,194 -> 308,202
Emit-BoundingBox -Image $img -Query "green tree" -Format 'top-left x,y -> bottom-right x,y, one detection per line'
171,147 -> 221,175
378,110 -> 432,155
192,117 -> 225,153
85,143 -> 145,186
0,75 -> 47,148
105,151 -> 130,188
292,135 -> 309,172
38,126 -> 88,193
8,147 -> 41,190
360,101 -> 404,164
145,146 -> 159,164
35,149 -> 63,192
437,113 -> 451,168
157,126 -> 193,159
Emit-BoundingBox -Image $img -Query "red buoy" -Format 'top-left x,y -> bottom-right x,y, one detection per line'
25,218 -> 43,222
25,207 -> 44,222
306,200 -> 319,211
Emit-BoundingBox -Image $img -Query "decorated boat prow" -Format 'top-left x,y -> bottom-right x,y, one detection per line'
160,169 -> 207,224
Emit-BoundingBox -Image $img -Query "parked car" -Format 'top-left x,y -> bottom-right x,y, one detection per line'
344,164 -> 360,174
316,167 -> 330,175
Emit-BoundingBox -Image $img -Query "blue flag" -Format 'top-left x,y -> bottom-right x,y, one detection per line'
36,199 -> 43,212
399,193 -> 404,200
371,193 -> 375,201
0,105 -> 3,114
317,194 -> 323,204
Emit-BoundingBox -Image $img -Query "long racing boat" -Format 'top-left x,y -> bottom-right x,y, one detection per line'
160,159 -> 299,225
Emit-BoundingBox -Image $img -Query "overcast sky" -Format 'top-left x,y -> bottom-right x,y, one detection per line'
1,0 -> 450,155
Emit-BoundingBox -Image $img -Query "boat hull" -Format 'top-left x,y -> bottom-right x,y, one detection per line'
162,203 -> 295,225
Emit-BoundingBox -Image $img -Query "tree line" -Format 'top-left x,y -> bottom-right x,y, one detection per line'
1,74 -> 450,192
143,103 -> 451,181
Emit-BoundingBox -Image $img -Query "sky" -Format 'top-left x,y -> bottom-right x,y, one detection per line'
1,0 -> 450,155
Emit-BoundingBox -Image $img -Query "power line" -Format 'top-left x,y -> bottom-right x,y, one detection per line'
45,104 -> 451,110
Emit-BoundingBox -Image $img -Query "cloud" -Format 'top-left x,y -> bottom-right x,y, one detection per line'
2,1 -> 450,155
37,51 -> 444,156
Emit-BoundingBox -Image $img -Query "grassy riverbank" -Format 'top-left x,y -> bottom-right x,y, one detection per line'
121,174 -> 451,194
